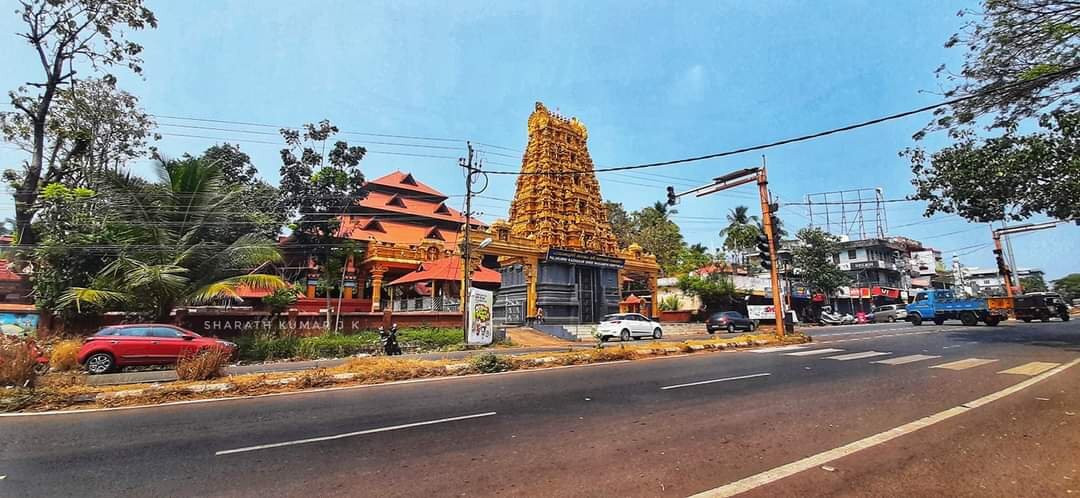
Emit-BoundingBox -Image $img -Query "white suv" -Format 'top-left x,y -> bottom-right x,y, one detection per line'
596,313 -> 663,342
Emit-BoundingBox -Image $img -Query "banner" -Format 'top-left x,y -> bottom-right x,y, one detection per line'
747,305 -> 798,322
466,287 -> 494,345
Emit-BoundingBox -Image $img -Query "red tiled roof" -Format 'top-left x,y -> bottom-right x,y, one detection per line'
620,294 -> 642,304
368,171 -> 447,200
337,217 -> 460,249
386,257 -> 501,286
356,191 -> 469,223
0,260 -> 23,283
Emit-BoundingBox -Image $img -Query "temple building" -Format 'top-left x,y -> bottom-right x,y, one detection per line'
464,102 -> 661,326
285,171 -> 488,313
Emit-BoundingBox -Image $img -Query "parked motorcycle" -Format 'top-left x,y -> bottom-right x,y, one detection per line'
379,324 -> 402,356
819,307 -> 855,326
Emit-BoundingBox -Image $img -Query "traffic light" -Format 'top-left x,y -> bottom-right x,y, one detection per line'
666,186 -> 677,206
757,233 -> 772,270
993,248 -> 1009,277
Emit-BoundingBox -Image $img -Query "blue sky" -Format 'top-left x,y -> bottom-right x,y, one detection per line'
1,1 -> 1077,280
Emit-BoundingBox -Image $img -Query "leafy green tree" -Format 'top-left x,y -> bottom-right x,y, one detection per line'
279,121 -> 368,245
719,206 -> 760,256
677,272 -> 736,312
906,111 -> 1080,222
188,144 -> 287,241
30,183 -> 117,322
5,0 -> 157,246
632,202 -> 685,274
792,228 -> 850,299
61,158 -> 287,320
919,1 -> 1080,139
672,243 -> 714,276
1053,273 -> 1080,300
1020,274 -> 1049,293
603,201 -> 635,249
907,1 -> 1080,223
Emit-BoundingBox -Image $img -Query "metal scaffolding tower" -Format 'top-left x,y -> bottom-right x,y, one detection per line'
805,187 -> 888,239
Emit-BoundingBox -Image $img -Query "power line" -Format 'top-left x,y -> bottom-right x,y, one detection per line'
478,64 -> 1080,176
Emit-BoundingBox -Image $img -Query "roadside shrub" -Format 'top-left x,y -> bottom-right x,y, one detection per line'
470,352 -> 514,373
49,340 -> 82,372
175,348 -> 230,381
234,334 -> 301,362
399,327 -> 462,351
0,338 -> 37,387
589,346 -> 637,362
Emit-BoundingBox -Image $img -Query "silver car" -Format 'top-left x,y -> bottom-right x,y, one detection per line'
870,304 -> 907,323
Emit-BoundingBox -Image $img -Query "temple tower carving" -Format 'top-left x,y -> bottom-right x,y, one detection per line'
507,102 -> 619,256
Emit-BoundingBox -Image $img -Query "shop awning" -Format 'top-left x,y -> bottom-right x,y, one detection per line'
387,257 -> 501,286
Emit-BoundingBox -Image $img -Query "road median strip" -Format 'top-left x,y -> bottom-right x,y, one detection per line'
1,332 -> 811,414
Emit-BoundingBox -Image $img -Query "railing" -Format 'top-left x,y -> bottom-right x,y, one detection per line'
387,296 -> 460,312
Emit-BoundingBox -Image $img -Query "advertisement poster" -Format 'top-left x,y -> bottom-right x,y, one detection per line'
466,287 -> 494,345
0,312 -> 39,336
746,305 -> 798,323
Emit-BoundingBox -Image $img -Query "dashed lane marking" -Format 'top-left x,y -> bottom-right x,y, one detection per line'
930,358 -> 999,371
825,351 -> 891,361
871,354 -> 941,365
687,358 -> 1080,498
215,412 -> 497,456
750,345 -> 809,354
660,373 -> 771,390
998,362 -> 1060,376
942,342 -> 975,349
784,348 -> 845,357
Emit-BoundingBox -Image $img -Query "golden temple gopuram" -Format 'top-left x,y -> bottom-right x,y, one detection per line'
506,103 -> 620,256
466,102 -> 660,325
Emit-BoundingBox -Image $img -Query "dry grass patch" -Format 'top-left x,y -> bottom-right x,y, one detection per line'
48,340 -> 82,372
176,348 -> 230,381
334,357 -> 454,382
0,337 -> 37,387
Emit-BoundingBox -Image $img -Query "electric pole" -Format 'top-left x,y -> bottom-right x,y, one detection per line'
460,142 -> 477,342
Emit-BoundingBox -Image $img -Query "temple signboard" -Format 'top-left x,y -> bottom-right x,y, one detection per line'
544,248 -> 624,270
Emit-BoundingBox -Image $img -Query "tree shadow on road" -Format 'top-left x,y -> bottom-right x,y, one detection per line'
943,321 -> 1080,353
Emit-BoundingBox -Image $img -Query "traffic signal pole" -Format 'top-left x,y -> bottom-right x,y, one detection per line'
665,161 -> 787,338
756,162 -> 787,338
990,219 -> 1071,299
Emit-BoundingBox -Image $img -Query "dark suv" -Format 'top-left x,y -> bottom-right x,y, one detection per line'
706,311 -> 756,333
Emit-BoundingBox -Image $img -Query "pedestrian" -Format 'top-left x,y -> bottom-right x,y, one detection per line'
536,306 -> 545,324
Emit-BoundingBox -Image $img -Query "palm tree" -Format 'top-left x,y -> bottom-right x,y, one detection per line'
718,206 -> 761,255
61,158 -> 287,320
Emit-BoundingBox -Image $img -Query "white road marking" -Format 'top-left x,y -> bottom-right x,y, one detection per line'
825,351 -> 891,361
215,412 -> 497,456
661,373 -> 771,390
930,358 -> 999,371
687,358 -> 1080,498
785,348 -> 845,357
998,362 -> 1060,376
750,345 -> 808,354
942,342 -> 975,349
871,354 -> 941,365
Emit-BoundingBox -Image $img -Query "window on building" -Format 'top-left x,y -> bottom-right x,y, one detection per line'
847,249 -> 857,259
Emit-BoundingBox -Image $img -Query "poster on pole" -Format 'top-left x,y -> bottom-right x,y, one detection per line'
466,287 -> 494,345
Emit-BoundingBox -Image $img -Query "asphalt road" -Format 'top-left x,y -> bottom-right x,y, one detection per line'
3,319 -> 1078,497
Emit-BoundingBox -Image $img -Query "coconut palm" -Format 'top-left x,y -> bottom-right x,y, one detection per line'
60,157 -> 287,320
718,206 -> 761,254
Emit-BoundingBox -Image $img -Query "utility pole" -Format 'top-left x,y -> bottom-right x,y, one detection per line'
991,220 -> 1071,299
665,158 -> 787,337
460,142 -> 477,342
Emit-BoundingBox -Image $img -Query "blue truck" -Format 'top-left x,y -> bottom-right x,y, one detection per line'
905,289 -> 1008,326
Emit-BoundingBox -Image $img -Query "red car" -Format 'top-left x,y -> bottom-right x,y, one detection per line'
77,324 -> 237,374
